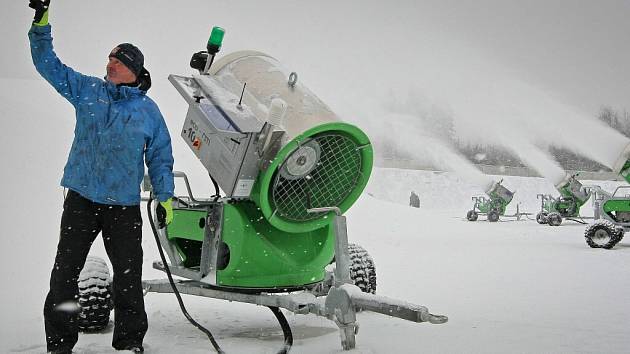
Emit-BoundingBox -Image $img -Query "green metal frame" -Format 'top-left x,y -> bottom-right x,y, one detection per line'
165,209 -> 207,267
541,197 -> 583,218
217,202 -> 335,287
602,199 -> 630,215
165,203 -> 336,288
474,197 -> 508,215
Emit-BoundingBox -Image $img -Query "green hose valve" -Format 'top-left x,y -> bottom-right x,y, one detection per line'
207,26 -> 225,55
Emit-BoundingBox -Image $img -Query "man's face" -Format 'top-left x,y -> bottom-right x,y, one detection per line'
106,57 -> 136,85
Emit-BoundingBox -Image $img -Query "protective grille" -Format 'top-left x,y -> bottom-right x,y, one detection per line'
271,134 -> 363,222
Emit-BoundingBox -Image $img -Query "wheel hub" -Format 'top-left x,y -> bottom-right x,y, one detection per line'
592,229 -> 611,245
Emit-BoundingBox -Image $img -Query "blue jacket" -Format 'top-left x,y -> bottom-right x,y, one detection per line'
29,24 -> 174,205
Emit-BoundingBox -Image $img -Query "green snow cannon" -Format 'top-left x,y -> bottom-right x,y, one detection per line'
536,173 -> 591,226
163,51 -> 373,289
466,180 -> 514,222
615,153 -> 630,185
584,144 -> 630,249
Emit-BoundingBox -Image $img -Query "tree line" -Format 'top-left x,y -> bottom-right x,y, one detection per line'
378,105 -> 628,172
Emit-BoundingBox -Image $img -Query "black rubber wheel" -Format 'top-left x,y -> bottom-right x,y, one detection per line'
547,212 -> 563,226
466,210 -> 478,221
348,243 -> 377,294
536,212 -> 548,224
584,221 -> 622,249
77,256 -> 113,332
487,210 -> 500,222
616,228 -> 625,244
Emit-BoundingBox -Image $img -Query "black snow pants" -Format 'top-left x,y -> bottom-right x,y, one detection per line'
44,190 -> 147,352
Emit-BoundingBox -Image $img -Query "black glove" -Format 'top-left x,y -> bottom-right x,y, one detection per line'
29,0 -> 50,25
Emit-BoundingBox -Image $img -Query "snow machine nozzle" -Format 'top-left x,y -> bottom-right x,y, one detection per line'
553,173 -> 590,205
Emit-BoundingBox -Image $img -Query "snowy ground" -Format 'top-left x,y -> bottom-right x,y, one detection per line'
2,1 -> 629,352
2,166 -> 630,354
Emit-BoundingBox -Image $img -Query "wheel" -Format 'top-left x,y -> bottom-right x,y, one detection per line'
77,256 -> 113,332
547,212 -> 563,226
536,212 -> 548,224
616,228 -> 625,244
584,220 -> 621,249
487,210 -> 500,222
348,243 -> 377,294
466,210 -> 478,221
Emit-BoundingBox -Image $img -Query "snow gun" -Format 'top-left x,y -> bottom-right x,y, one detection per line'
138,27 -> 447,352
584,143 -> 630,249
535,173 -> 592,226
467,179 -> 520,222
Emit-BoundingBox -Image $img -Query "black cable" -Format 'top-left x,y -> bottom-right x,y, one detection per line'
147,198 -> 225,354
268,306 -> 293,354
172,196 -> 190,207
209,173 -> 221,201
147,198 -> 294,353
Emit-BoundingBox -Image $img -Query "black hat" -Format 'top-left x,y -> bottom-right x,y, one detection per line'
109,43 -> 144,77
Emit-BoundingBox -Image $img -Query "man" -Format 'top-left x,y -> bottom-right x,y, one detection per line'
27,1 -> 175,353
409,191 -> 420,208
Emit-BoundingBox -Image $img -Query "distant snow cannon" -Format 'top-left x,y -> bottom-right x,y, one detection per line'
467,180 -> 522,222
139,28 -> 446,351
612,142 -> 630,183
583,142 -> 630,249
536,173 -> 592,226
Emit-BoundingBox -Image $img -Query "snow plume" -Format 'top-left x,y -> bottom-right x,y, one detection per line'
448,66 -> 630,170
543,115 -> 630,170
496,136 -> 567,186
364,109 -> 493,191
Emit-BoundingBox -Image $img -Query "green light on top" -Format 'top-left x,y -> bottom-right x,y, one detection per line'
208,26 -> 225,47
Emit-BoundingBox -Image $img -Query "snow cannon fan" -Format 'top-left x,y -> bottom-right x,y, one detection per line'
162,33 -> 373,289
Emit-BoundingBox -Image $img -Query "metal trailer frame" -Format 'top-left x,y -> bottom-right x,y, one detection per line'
592,185 -> 630,228
467,196 -> 530,222
142,173 -> 447,350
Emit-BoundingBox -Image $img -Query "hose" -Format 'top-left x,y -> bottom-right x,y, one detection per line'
209,173 -> 221,201
147,198 -> 225,353
269,306 -> 294,353
147,198 -> 293,353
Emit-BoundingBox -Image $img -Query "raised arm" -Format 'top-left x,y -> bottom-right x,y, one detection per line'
28,0 -> 90,107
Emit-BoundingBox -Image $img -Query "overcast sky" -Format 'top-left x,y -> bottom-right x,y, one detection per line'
2,0 -> 628,129
424,0 -> 629,113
